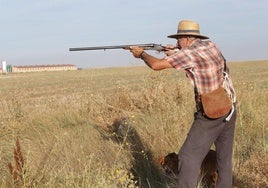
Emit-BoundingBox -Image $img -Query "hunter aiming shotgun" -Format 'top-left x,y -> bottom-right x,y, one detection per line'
69,43 -> 177,52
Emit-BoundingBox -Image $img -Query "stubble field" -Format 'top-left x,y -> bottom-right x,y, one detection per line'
0,60 -> 267,187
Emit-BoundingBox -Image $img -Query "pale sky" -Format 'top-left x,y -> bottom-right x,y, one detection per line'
0,0 -> 267,68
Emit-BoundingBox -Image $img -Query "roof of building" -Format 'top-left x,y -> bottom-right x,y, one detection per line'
12,64 -> 76,68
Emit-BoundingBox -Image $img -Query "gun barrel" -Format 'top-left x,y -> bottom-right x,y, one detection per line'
69,43 -> 164,51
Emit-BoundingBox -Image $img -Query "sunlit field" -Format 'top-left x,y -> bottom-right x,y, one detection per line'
0,60 -> 267,187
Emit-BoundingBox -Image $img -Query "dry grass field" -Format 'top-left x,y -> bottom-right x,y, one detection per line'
0,60 -> 267,187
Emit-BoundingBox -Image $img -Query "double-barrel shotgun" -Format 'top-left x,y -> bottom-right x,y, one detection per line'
69,43 -> 173,52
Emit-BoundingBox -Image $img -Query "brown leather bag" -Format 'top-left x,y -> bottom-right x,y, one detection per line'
201,86 -> 232,119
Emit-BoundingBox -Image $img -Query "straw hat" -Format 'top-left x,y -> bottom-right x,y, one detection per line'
168,20 -> 209,39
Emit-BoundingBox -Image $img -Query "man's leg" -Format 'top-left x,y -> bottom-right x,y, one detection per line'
215,109 -> 237,188
177,112 -> 223,188
178,112 -> 234,188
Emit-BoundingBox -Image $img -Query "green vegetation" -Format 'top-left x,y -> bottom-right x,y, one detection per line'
0,60 -> 267,187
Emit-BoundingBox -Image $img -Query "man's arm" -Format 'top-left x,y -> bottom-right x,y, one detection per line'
129,46 -> 173,71
140,51 -> 173,70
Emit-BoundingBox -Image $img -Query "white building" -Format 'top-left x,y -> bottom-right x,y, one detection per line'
12,64 -> 77,73
1,61 -> 7,73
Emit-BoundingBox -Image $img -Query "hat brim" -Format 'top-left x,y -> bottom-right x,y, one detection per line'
167,33 -> 209,39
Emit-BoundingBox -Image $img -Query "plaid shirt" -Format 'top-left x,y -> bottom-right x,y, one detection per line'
166,39 -> 236,102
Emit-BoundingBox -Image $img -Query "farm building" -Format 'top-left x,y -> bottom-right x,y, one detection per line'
1,61 -> 12,73
11,64 -> 77,73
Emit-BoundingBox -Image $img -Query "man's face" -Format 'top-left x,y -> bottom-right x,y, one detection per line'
177,36 -> 192,49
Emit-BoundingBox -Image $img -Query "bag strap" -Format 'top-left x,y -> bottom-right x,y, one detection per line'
220,52 -> 229,74
220,52 -> 237,103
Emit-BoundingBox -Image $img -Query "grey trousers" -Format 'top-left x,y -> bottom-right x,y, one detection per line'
177,108 -> 237,188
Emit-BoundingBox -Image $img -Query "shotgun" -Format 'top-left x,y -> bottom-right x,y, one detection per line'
69,43 -> 168,52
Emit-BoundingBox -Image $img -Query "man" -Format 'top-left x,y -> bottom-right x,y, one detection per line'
129,20 -> 236,188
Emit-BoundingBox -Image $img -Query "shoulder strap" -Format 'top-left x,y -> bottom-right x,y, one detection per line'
220,52 -> 229,73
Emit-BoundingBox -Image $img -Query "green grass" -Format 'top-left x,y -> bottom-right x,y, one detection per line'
0,60 -> 267,187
